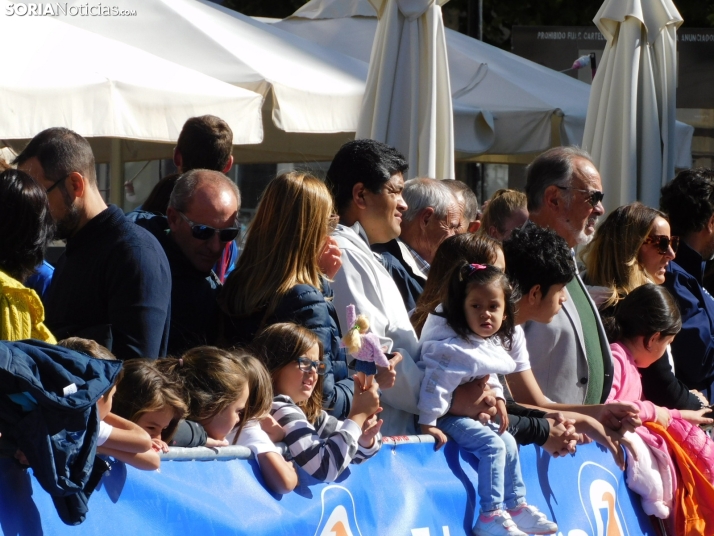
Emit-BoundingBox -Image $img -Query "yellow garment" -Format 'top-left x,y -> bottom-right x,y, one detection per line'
0,270 -> 56,343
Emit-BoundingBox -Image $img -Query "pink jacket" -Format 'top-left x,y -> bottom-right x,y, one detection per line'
607,342 -> 678,518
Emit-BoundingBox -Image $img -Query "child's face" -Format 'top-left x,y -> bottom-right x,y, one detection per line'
532,283 -> 567,323
274,343 -> 320,404
136,407 -> 175,441
464,281 -> 506,339
633,333 -> 676,368
97,385 -> 116,420
202,388 -> 249,441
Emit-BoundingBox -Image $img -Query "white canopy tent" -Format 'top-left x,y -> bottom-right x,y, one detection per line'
583,0 -> 684,213
279,0 -> 693,166
54,0 -> 368,163
0,1 -> 264,202
357,0 -> 455,180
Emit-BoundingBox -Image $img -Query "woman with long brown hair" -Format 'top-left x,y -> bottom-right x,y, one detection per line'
218,171 -> 352,418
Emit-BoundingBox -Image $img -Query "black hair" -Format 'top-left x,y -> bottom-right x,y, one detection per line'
176,115 -> 233,172
440,262 -> 517,349
0,169 -> 54,281
660,168 -> 714,237
604,284 -> 681,344
326,139 -> 409,214
13,127 -> 96,186
503,222 -> 575,298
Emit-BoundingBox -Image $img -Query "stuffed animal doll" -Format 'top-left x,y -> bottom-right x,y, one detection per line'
341,304 -> 389,389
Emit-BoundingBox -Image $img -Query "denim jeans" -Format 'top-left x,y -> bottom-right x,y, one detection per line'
438,415 -> 526,513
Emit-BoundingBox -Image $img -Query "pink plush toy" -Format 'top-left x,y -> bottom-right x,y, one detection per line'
342,304 -> 389,389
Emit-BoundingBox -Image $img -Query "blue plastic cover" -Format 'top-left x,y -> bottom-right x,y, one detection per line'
0,441 -> 654,535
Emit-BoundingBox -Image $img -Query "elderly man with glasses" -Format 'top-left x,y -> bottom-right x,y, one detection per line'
133,169 -> 241,355
521,146 -> 615,407
15,127 -> 171,360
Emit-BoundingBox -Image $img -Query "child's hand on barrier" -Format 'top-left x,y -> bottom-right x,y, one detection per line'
495,399 -> 509,434
152,438 -> 169,453
420,424 -> 448,450
349,375 -> 381,427
543,412 -> 578,457
375,352 -> 401,390
260,414 -> 286,443
359,411 -> 383,448
679,407 -> 714,427
597,402 -> 641,432
205,437 -> 229,448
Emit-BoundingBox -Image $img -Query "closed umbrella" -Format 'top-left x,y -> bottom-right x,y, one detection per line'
582,0 -> 683,212
357,0 -> 454,180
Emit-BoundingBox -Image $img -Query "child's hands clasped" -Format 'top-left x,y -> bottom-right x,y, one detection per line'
655,405 -> 672,428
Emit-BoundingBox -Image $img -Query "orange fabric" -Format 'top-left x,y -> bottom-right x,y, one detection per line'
645,422 -> 714,536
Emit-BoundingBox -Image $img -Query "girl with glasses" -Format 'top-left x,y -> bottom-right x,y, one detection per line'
219,172 -> 354,420
251,323 -> 382,483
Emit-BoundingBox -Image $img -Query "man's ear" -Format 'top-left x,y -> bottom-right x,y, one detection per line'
527,284 -> 542,305
222,155 -> 234,174
66,172 -> 85,199
543,185 -> 561,212
420,207 -> 435,229
166,206 -> 181,233
173,148 -> 183,171
352,182 -> 367,210
707,212 -> 714,233
468,220 -> 481,233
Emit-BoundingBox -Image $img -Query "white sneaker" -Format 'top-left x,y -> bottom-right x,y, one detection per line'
472,510 -> 527,536
507,504 -> 558,535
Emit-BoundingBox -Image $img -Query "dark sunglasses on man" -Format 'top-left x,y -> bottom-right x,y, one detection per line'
555,185 -> 604,208
178,212 -> 240,242
642,234 -> 679,255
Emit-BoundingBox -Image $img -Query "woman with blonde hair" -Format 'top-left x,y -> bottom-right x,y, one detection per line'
219,171 -> 352,418
580,202 -> 676,311
479,189 -> 528,241
581,202 -> 706,412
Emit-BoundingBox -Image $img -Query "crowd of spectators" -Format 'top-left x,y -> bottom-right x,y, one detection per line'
1,118 -> 713,534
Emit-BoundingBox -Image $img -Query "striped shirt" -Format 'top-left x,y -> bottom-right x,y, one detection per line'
271,395 -> 381,482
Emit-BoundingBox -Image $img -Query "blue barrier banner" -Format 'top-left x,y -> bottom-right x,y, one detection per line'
0,441 -> 654,535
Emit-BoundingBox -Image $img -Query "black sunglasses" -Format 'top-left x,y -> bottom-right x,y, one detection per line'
555,185 -> 604,208
642,234 -> 679,255
296,356 -> 326,376
178,212 -> 239,242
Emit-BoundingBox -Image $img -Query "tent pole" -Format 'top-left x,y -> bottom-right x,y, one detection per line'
109,139 -> 124,208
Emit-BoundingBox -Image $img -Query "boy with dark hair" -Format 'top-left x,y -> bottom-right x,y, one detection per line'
175,115 -> 234,174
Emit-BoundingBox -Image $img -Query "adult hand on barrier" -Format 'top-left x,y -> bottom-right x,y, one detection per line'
595,402 -> 641,433
375,352 -> 401,390
260,414 -> 286,443
420,424 -> 448,450
450,376 -> 498,420
679,407 -> 714,426
319,236 -> 342,279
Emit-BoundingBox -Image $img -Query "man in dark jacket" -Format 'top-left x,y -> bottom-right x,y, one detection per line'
660,168 -> 714,404
15,128 -> 171,360
133,170 -> 240,355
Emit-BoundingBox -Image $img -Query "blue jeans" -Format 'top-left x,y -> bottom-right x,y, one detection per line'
439,415 -> 526,513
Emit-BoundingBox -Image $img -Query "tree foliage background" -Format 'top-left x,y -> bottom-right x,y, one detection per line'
224,0 -> 714,49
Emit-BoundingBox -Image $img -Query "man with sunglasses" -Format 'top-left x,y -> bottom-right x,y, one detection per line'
14,127 -> 171,360
522,147 -> 616,409
133,169 -> 240,355
661,168 -> 714,405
